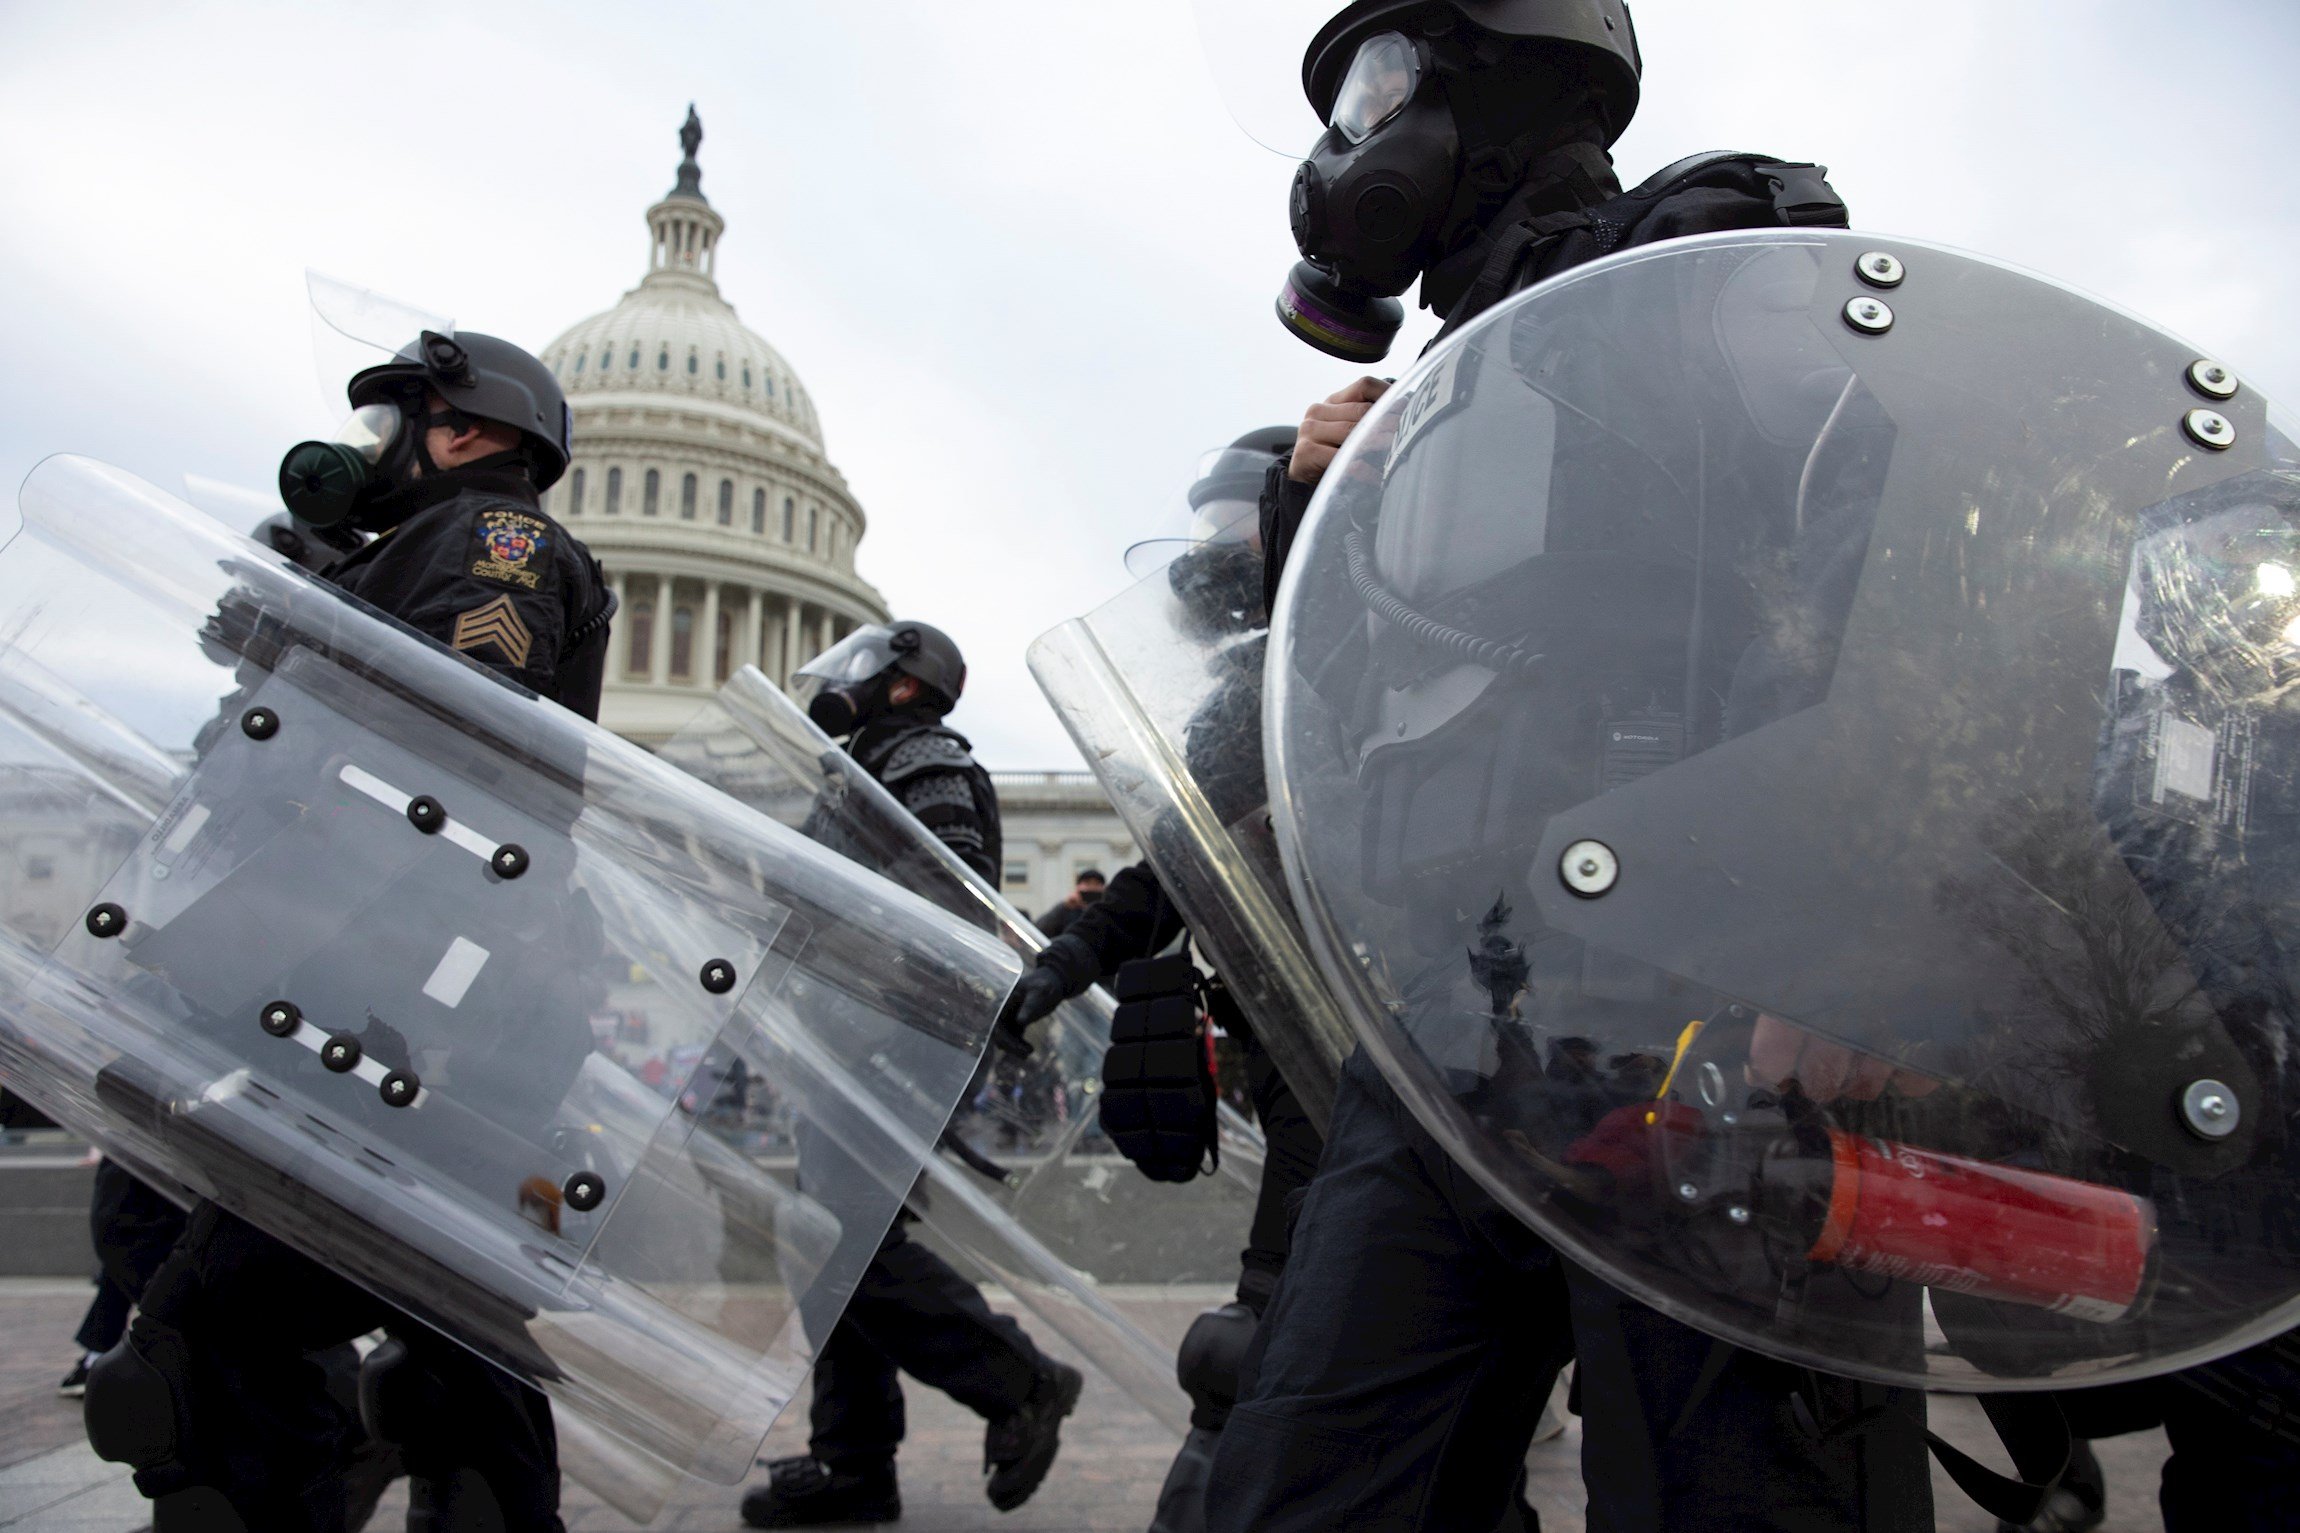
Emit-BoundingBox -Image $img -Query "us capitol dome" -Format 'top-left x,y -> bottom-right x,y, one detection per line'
538,107 -> 888,745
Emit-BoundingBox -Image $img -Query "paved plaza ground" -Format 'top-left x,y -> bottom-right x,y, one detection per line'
0,1278 -> 2176,1532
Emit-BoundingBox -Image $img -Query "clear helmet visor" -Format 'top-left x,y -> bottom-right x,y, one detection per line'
1331,31 -> 1420,144
1125,444 -> 1282,578
1190,0 -> 1333,158
789,625 -> 903,705
307,270 -> 453,418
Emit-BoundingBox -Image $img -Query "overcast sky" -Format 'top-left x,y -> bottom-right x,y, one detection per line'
2,1 -> 2295,767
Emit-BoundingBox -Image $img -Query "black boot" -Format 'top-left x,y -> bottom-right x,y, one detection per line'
1995,1440 -> 2105,1533
740,1455 -> 900,1527
983,1361 -> 1083,1512
1147,1424 -> 1220,1533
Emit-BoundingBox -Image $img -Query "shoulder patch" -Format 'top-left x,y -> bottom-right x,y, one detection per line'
452,594 -> 534,668
469,508 -> 550,590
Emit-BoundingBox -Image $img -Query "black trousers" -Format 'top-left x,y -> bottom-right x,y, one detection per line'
808,1217 -> 1045,1469
1203,1050 -> 1933,1533
75,1159 -> 189,1353
134,1202 -> 564,1533
1235,1030 -> 1324,1309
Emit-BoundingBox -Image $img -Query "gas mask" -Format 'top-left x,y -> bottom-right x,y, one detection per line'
804,671 -> 890,740
1278,31 -> 1457,363
278,395 -> 469,533
792,623 -> 965,740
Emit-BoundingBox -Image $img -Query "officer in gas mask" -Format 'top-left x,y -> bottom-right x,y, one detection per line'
1192,6 -> 1937,1533
744,620 -> 1084,1527
278,328 -> 614,715
87,328 -> 609,1532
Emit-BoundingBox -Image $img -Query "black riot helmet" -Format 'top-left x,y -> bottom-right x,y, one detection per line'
790,620 -> 968,738
279,330 -> 573,532
1277,0 -> 1642,361
347,330 -> 573,488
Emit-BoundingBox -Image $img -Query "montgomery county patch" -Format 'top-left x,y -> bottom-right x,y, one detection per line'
469,509 -> 549,590
451,594 -> 534,668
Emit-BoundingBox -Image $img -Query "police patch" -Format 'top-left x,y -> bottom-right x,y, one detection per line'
470,509 -> 548,590
451,594 -> 534,668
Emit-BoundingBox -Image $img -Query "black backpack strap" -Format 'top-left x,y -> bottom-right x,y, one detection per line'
1758,160 -> 1849,227
1433,150 -> 1848,346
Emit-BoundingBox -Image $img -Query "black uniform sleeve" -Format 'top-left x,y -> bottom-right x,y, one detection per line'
896,766 -> 999,884
1259,453 -> 1315,620
1061,860 -> 1185,981
388,504 -> 584,703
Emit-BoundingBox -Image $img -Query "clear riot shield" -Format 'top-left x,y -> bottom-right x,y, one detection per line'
0,457 -> 1014,1506
662,668 -> 1265,1435
1031,552 -> 1353,1132
1267,226 -> 2300,1390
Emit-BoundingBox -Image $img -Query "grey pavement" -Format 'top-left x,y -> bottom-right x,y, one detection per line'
0,1278 -> 2177,1532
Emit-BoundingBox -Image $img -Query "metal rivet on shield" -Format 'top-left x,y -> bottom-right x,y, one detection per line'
699,958 -> 737,995
490,844 -> 530,880
406,796 -> 445,834
1854,251 -> 1904,289
259,1000 -> 302,1038
379,1070 -> 420,1109
1843,296 -> 1894,334
2186,359 -> 2239,400
320,1033 -> 363,1074
2180,1078 -> 2240,1140
84,903 -> 128,939
1676,1181 -> 1701,1203
1727,1205 -> 1753,1226
2183,408 -> 2236,450
562,1170 -> 606,1213
240,707 -> 279,741
1558,839 -> 1619,898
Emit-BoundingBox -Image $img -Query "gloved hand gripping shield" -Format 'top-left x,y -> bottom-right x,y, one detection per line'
0,458 -> 1014,1498
1031,508 -> 1355,1131
663,667 -> 1264,1435
1266,228 -> 2300,1389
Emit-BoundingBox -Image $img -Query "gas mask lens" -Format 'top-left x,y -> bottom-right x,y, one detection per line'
1330,32 -> 1419,145
336,401 -> 404,465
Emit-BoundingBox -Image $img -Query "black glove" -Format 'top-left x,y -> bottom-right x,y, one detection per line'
993,934 -> 1098,1057
1099,953 -> 1219,1184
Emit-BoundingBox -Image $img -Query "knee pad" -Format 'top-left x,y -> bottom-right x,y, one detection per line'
1176,1302 -> 1258,1420
84,1324 -> 191,1478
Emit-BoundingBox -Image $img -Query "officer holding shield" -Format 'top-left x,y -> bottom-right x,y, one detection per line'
740,622 -> 1084,1527
1215,10 -> 2300,1533
87,329 -> 609,1531
1157,5 -> 1958,1531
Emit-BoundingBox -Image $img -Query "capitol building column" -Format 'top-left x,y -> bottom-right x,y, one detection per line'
543,106 -> 888,745
700,581 -> 722,688
648,575 -> 670,690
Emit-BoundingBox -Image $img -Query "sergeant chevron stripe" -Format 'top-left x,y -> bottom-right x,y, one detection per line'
451,594 -> 533,668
